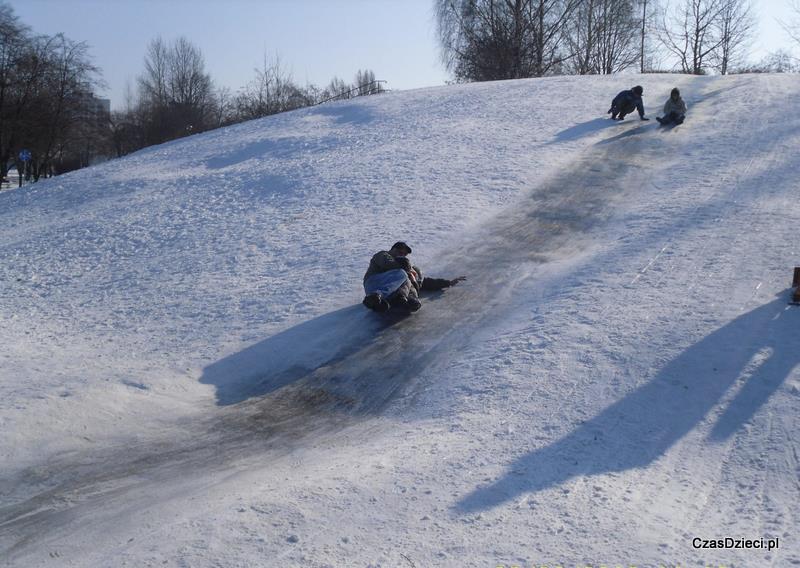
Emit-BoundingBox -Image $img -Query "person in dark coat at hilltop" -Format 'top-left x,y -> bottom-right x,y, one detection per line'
362,241 -> 466,313
608,85 -> 649,121
656,87 -> 687,125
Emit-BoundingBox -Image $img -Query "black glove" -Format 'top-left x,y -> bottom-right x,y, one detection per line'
449,276 -> 467,286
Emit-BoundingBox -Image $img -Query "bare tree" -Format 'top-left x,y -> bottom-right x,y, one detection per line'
28,34 -> 103,179
212,85 -> 235,128
640,0 -> 649,71
566,0 -> 641,74
322,76 -> 351,100
435,0 -> 580,81
436,0 -> 526,80
139,37 -> 169,108
354,69 -> 384,95
738,49 -> 798,73
107,80 -> 143,158
137,36 -> 213,143
658,0 -> 727,74
567,0 -> 600,74
781,0 -> 800,46
233,54 -> 310,121
712,0 -> 754,74
137,37 -> 172,144
0,2 -> 30,181
167,36 -> 214,130
636,0 -> 663,71
0,2 -> 108,182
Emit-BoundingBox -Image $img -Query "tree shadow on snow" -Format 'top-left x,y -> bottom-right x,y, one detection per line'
457,292 -> 799,513
206,136 -> 333,169
308,103 -> 376,125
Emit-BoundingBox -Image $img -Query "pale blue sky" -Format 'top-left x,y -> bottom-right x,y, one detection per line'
8,0 -> 448,109
7,0 -> 798,110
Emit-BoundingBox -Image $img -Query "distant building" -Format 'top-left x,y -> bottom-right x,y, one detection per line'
54,88 -> 113,172
76,82 -> 111,126
80,92 -> 111,126
89,95 -> 111,121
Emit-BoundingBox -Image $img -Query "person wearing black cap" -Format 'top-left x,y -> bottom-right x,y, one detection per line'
608,85 -> 649,121
656,87 -> 687,126
362,241 -> 466,313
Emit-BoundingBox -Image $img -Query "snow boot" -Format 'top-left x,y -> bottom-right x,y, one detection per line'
363,293 -> 390,312
390,294 -> 421,312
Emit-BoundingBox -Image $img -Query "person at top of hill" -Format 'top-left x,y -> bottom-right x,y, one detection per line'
656,87 -> 687,126
362,241 -> 466,313
608,85 -> 649,121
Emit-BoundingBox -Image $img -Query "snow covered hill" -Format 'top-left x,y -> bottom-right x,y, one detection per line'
1,74 -> 799,567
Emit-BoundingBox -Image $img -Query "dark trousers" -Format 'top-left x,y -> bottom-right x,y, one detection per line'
387,279 -> 416,306
611,101 -> 636,119
662,111 -> 685,125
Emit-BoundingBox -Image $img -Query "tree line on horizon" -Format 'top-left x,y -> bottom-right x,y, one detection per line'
109,38 -> 384,159
0,3 -> 105,184
434,0 -> 800,81
0,2 -> 384,183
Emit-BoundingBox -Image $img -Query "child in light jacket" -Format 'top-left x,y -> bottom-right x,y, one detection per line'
657,88 -> 687,125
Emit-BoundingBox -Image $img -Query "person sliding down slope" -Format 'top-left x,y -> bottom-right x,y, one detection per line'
608,85 -> 649,121
657,87 -> 687,126
362,241 -> 466,313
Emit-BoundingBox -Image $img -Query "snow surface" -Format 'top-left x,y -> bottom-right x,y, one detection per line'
1,74 -> 799,567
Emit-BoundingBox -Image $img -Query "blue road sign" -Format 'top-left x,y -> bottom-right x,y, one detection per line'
19,149 -> 31,162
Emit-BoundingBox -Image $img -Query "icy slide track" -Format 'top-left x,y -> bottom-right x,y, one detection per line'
0,107 -> 653,558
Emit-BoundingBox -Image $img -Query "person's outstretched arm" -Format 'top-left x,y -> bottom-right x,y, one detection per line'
637,99 -> 648,119
421,275 -> 466,292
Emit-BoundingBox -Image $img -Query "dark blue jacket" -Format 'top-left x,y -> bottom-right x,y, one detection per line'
611,89 -> 645,118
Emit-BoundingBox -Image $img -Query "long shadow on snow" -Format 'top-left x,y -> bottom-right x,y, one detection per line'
309,102 -> 376,125
207,290 -> 473,440
548,117 -> 623,145
457,293 -> 799,513
201,300 -> 447,406
206,135 -> 336,169
595,122 -> 651,145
